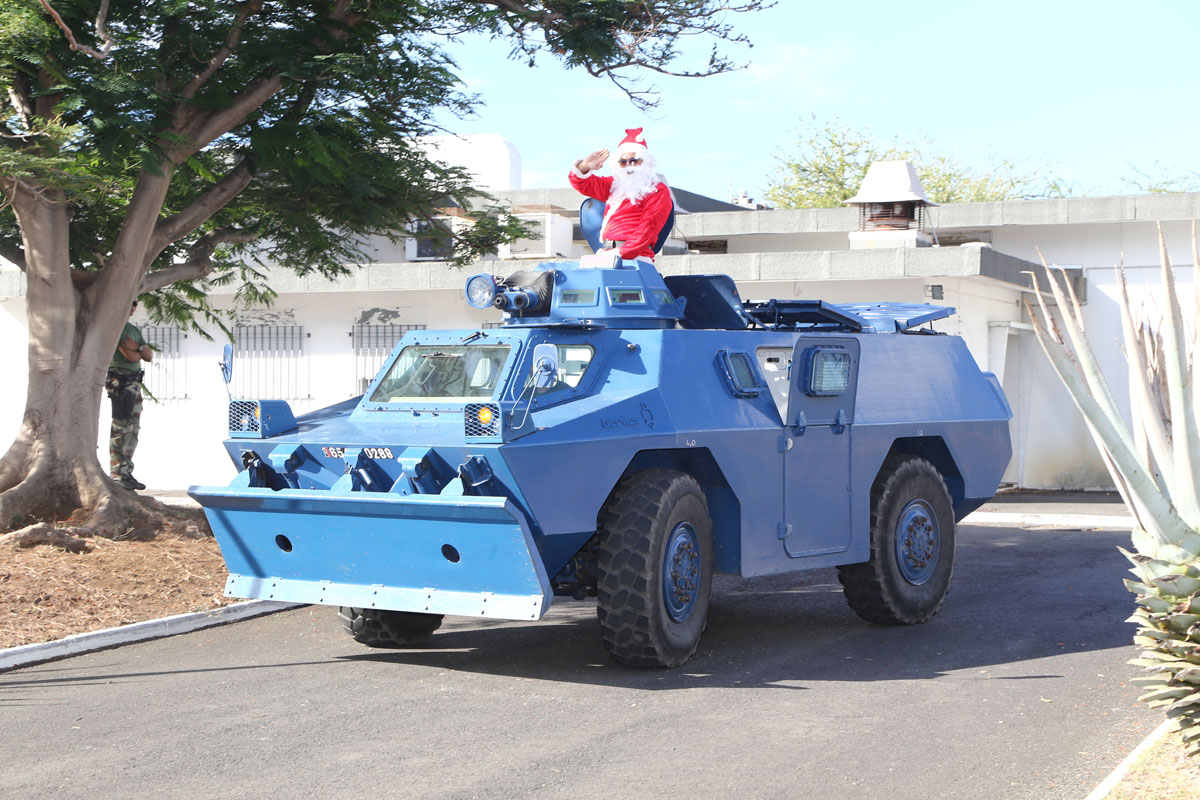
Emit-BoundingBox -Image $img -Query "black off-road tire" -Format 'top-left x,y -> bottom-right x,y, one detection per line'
337,607 -> 444,647
596,469 -> 714,668
837,455 -> 956,625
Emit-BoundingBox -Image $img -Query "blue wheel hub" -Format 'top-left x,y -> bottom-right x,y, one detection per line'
895,499 -> 939,585
662,522 -> 701,622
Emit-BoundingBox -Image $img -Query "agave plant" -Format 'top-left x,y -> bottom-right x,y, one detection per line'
1025,224 -> 1200,755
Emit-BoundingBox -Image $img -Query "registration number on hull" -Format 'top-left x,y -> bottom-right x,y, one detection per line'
321,446 -> 395,460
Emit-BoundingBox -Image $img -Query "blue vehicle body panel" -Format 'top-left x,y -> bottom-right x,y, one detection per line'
190,259 -> 1011,621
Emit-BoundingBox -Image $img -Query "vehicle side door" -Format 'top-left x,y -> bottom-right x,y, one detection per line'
780,337 -> 860,557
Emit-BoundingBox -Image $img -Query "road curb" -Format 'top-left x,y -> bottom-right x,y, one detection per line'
1083,718 -> 1174,800
0,599 -> 303,672
962,511 -> 1134,529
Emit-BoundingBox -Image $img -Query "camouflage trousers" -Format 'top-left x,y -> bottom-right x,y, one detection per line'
106,369 -> 143,478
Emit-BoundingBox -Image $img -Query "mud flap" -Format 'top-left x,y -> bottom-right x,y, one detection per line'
187,486 -> 551,620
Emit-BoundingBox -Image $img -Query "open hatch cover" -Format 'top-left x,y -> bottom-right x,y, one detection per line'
836,302 -> 955,333
742,299 -> 954,333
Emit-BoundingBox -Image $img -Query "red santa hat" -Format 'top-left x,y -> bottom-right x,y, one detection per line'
616,127 -> 648,158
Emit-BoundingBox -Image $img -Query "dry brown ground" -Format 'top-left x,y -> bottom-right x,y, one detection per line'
0,507 -> 232,649
1109,725 -> 1200,800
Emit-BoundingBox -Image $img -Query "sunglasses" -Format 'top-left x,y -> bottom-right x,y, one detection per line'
618,158 -> 643,166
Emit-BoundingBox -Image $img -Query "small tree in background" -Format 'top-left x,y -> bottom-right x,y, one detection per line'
764,116 -> 1054,209
1025,227 -> 1200,754
1122,162 -> 1200,195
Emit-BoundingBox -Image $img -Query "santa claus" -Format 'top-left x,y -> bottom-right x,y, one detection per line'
569,127 -> 674,263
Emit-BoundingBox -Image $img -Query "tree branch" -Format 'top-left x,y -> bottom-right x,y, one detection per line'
145,160 -> 255,264
38,0 -> 115,60
0,121 -> 50,142
138,227 -> 258,293
179,1 -> 263,100
33,66 -> 62,121
6,73 -> 34,130
70,268 -> 99,290
169,0 -> 367,161
171,75 -> 283,163
463,0 -> 565,23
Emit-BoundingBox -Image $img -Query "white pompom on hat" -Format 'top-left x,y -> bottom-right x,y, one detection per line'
616,127 -> 648,157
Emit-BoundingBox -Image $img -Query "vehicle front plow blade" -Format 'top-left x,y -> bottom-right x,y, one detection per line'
187,487 -> 551,620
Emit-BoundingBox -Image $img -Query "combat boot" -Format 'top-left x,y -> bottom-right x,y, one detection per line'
116,474 -> 145,491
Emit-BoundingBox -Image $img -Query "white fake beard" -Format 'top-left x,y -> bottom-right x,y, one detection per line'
610,163 -> 658,204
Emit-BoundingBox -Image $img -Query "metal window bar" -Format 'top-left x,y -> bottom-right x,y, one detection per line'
234,325 -> 308,400
351,323 -> 426,394
141,325 -> 186,400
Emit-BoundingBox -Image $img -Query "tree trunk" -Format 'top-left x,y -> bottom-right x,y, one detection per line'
0,310 -> 134,533
0,175 -> 172,536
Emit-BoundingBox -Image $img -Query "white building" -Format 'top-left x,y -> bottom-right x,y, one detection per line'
0,173 -> 1193,491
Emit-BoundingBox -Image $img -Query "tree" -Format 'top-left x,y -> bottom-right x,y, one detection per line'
0,0 -> 767,535
765,117 -> 1052,209
1122,162 -> 1200,195
1026,229 -> 1200,755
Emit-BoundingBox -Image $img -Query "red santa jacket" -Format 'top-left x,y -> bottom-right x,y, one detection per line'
568,170 -> 673,261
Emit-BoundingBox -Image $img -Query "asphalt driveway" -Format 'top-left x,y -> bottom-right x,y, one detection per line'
0,512 -> 1158,800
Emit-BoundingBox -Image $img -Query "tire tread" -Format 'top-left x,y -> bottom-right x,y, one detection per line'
596,469 -> 711,668
337,607 -> 444,647
837,455 -> 955,625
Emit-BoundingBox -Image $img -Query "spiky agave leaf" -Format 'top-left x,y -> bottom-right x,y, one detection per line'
1117,266 -> 1174,494
1024,269 -> 1194,547
1193,224 -> 1200,434
1026,227 -> 1200,752
1154,227 -> 1200,525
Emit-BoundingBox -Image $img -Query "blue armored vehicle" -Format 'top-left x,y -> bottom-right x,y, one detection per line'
190,241 -> 1011,668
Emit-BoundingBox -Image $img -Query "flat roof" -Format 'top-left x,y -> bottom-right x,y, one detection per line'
676,192 -> 1200,238
0,244 -> 1056,300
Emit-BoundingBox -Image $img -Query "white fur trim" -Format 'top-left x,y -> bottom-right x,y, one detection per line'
570,162 -> 590,178
617,142 -> 647,157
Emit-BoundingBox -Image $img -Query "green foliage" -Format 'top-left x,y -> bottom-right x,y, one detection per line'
0,0 -> 766,335
765,117 -> 1058,209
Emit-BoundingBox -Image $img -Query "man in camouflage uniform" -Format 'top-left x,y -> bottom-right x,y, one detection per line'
107,301 -> 153,491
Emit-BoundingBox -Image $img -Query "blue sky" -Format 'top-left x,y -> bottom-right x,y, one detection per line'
433,0 -> 1199,203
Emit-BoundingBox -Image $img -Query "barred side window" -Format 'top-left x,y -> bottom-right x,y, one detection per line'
234,324 -> 309,400
351,323 -> 426,395
142,325 -> 186,400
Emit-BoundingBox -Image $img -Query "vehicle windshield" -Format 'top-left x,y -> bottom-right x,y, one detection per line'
369,345 -> 511,402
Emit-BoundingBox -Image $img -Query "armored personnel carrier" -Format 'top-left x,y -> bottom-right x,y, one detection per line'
190,243 -> 1011,668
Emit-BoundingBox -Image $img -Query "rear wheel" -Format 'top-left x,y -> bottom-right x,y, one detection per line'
837,456 -> 956,624
337,607 -> 444,647
596,470 -> 713,668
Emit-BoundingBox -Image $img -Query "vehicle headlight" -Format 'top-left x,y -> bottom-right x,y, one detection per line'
465,273 -> 497,309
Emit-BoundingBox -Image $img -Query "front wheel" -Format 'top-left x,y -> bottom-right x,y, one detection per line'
596,470 -> 714,668
837,456 -> 956,625
337,607 -> 444,648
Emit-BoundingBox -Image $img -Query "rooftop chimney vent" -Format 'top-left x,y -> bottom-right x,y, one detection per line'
845,160 -> 937,248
